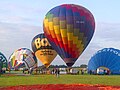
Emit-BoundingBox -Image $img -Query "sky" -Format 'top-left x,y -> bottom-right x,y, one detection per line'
0,0 -> 120,66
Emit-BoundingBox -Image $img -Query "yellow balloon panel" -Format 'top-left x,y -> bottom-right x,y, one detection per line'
35,50 -> 57,68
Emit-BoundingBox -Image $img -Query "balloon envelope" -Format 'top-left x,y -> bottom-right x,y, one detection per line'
43,4 -> 95,67
31,33 -> 57,68
0,52 -> 7,69
8,48 -> 37,70
88,48 -> 120,74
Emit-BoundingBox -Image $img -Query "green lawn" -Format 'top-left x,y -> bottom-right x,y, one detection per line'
0,74 -> 120,87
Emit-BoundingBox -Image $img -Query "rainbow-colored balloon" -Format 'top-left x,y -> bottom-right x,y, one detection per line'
43,4 -> 95,67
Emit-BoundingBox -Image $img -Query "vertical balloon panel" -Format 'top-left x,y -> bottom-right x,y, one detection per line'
31,34 -> 57,68
43,4 -> 95,67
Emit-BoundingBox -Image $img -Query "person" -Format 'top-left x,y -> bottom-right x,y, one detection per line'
39,69 -> 40,73
107,69 -> 110,75
52,68 -> 55,74
55,68 -> 60,77
9,69 -> 11,73
23,69 -> 25,74
29,68 -> 33,74
35,69 -> 38,74
81,69 -> 84,75
0,67 -> 1,75
89,70 -> 92,75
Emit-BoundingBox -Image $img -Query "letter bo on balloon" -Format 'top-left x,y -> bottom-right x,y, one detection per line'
34,35 -> 53,55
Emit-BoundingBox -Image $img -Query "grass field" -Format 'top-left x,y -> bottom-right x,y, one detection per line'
0,73 -> 120,87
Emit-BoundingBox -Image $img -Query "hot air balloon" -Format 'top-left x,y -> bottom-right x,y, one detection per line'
31,33 -> 57,68
8,48 -> 37,70
43,4 -> 95,67
0,52 -> 7,70
88,48 -> 120,75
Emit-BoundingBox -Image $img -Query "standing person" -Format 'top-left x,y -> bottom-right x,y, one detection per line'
81,69 -> 84,75
55,68 -> 60,77
23,68 -> 25,74
52,68 -> 55,74
28,70 -> 29,74
35,69 -> 38,74
89,70 -> 92,75
0,66 -> 1,75
29,68 -> 33,75
39,69 -> 40,74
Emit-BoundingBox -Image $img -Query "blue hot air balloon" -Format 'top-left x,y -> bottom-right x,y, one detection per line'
88,48 -> 120,75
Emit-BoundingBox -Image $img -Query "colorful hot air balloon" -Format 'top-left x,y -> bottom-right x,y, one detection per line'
8,48 -> 37,70
88,48 -> 120,75
31,33 -> 57,68
0,52 -> 7,69
43,4 -> 95,67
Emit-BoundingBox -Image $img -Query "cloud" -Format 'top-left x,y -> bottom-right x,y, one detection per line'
0,21 -> 43,59
93,22 -> 120,49
0,2 -> 45,26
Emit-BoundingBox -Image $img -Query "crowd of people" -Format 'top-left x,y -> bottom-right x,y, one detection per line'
0,67 -> 112,76
21,67 -> 87,77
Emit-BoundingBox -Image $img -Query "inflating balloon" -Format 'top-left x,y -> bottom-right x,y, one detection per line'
8,48 -> 37,70
43,4 -> 95,67
0,52 -> 7,69
88,48 -> 120,75
31,33 -> 57,68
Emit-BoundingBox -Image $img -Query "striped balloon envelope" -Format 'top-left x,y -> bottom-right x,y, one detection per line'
43,4 -> 95,67
88,48 -> 120,75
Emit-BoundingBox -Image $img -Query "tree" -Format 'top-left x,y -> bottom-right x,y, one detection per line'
80,64 -> 87,68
